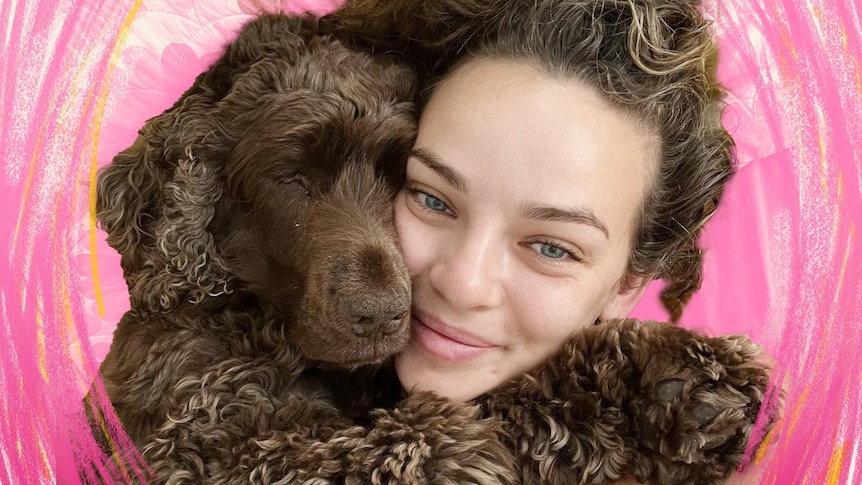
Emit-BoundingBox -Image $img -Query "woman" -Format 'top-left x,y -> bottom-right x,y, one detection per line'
394,57 -> 660,402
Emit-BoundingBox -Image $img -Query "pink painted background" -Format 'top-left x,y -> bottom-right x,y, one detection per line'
0,0 -> 859,482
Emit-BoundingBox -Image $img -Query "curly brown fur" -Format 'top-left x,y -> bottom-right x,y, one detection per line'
146,383 -> 512,484
93,12 -> 517,484
96,13 -> 416,317
480,319 -> 774,484
96,10 -> 415,439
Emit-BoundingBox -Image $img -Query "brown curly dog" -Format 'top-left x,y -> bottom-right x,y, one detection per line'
92,11 -> 512,483
89,9 -> 775,485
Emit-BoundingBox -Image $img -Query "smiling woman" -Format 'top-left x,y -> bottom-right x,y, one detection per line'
394,58 -> 659,402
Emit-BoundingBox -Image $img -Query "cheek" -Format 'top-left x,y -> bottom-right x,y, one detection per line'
511,276 -> 599,351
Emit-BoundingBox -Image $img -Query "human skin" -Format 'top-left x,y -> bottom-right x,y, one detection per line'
393,58 -> 656,403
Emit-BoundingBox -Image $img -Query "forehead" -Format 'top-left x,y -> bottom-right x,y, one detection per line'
416,58 -> 659,241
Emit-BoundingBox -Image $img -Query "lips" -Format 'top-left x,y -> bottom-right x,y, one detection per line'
411,311 -> 496,362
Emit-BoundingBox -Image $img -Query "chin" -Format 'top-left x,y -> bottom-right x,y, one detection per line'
394,351 -> 491,402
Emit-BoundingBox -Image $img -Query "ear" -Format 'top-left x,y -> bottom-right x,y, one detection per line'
94,15 -> 310,313
598,275 -> 652,322
96,115 -> 234,314
95,134 -> 164,271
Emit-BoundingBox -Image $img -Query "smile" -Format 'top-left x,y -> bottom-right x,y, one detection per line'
411,312 -> 496,362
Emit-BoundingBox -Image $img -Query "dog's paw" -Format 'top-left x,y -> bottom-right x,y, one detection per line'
364,392 -> 518,484
621,320 -> 777,481
475,319 -> 776,484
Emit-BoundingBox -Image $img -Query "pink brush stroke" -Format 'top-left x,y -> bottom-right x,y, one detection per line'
1,0 -> 859,482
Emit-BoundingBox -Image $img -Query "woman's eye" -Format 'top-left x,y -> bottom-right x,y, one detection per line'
417,191 -> 449,213
528,241 -> 580,263
538,243 -> 567,259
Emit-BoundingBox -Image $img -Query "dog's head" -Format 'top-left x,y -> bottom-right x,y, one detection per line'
215,54 -> 417,364
96,18 -> 417,366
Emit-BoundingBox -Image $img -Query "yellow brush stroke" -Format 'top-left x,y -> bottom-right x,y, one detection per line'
801,312 -> 847,485
755,422 -> 778,464
66,163 -> 93,390
769,0 -> 798,78
857,64 -> 862,103
777,313 -> 837,471
777,381 -> 809,458
825,441 -> 847,485
88,0 -> 144,318
62,265 -> 100,396
808,3 -> 825,43
838,19 -> 862,119
836,172 -> 843,209
831,187 -> 849,295
23,399 -> 54,483
83,391 -> 137,484
13,26 -> 99,263
36,431 -> 54,484
12,16 -> 108,296
35,293 -> 49,384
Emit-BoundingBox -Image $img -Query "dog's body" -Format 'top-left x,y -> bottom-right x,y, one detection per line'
93,11 -> 773,485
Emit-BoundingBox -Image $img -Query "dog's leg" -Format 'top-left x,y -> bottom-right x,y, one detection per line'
227,392 -> 516,485
480,318 -> 776,485
145,367 -> 516,485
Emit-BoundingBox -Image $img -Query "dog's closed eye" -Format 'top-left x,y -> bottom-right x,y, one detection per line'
279,172 -> 309,188
276,172 -> 311,196
265,171 -> 311,201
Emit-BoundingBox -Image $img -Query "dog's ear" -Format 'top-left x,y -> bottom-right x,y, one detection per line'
96,13 -> 321,314
95,109 -> 234,314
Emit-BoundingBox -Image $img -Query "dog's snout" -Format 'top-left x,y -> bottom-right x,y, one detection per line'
340,292 -> 409,337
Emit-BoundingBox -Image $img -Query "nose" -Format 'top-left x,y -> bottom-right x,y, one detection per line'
427,229 -> 504,312
340,291 -> 410,337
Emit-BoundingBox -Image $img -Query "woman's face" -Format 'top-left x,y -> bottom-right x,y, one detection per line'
393,58 -> 658,401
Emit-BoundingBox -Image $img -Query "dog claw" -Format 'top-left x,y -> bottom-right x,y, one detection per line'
693,402 -> 720,425
703,434 -> 730,450
655,378 -> 685,402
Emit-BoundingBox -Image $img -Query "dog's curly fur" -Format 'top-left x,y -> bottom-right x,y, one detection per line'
480,319 -> 774,484
94,12 -> 515,483
91,10 -> 775,485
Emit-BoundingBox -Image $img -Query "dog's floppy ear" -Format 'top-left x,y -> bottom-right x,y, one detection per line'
95,108 -> 234,314
96,13 -> 320,314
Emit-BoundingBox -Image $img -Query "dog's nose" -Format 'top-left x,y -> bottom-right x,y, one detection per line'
340,292 -> 409,337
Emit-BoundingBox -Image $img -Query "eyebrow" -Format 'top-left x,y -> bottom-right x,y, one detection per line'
409,148 -> 468,192
409,147 -> 609,239
521,203 -> 610,239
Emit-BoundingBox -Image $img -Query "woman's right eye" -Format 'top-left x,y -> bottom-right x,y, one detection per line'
418,192 -> 449,212
407,187 -> 453,216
